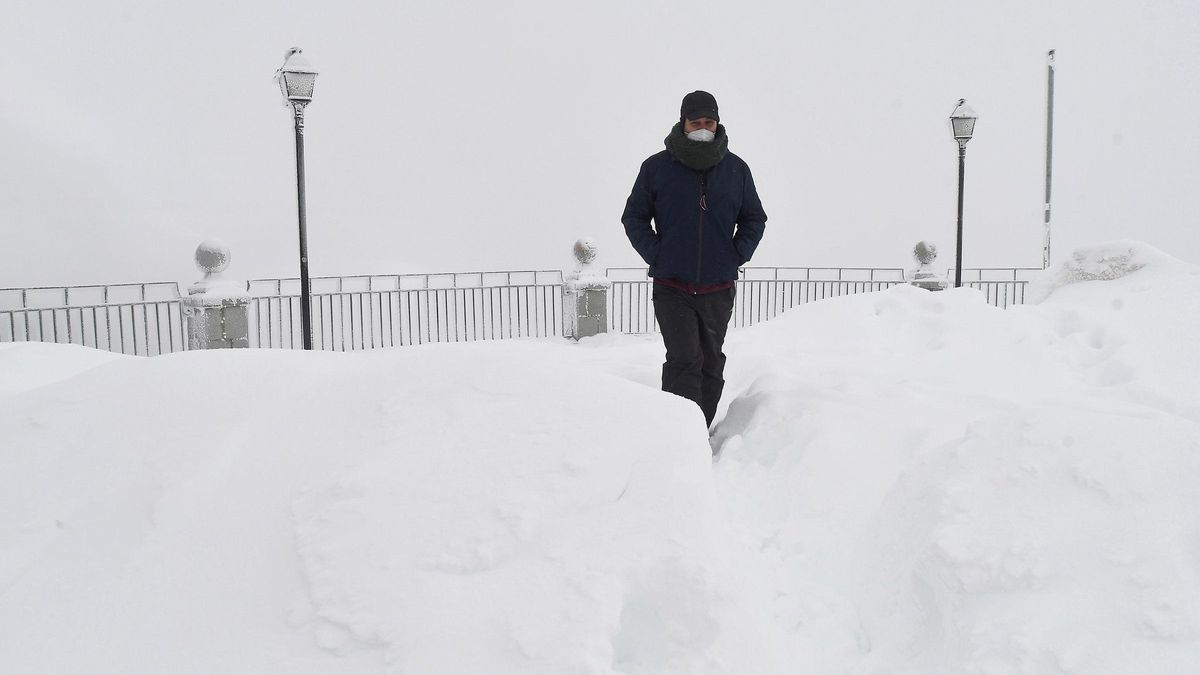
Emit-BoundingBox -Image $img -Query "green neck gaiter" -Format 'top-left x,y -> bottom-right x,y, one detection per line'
664,122 -> 729,170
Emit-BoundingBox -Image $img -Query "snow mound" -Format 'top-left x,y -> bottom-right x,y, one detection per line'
1027,240 -> 1191,303
710,257 -> 1200,673
2,241 -> 1198,674
0,343 -> 761,674
0,341 -> 127,400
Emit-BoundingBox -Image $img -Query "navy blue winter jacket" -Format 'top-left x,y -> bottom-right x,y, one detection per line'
621,150 -> 767,284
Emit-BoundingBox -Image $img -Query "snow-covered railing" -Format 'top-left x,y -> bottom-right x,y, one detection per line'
0,282 -> 185,356
607,267 -> 911,333
246,271 -> 565,350
0,259 -> 1040,355
735,267 -> 908,328
951,268 -> 1042,309
606,268 -> 659,334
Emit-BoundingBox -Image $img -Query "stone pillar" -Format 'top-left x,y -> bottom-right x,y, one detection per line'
182,240 -> 251,349
563,238 -> 611,340
907,240 -> 948,291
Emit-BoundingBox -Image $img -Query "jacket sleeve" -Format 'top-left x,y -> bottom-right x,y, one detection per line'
621,159 -> 659,266
733,162 -> 767,264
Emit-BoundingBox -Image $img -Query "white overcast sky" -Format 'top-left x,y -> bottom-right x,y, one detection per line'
2,0 -> 1197,288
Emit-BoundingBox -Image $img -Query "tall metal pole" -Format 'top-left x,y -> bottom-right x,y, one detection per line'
955,142 -> 966,288
292,101 -> 313,350
1043,49 -> 1056,269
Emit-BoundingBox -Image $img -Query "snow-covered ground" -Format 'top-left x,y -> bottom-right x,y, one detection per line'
2,242 -> 1198,674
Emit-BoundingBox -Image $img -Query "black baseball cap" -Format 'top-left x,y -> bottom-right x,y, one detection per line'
680,90 -> 719,122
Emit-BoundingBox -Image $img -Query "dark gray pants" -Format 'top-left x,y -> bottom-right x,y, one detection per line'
652,284 -> 736,427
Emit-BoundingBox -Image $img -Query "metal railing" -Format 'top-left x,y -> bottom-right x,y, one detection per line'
607,268 -> 659,334
734,267 -> 908,328
247,271 -> 565,350
0,283 -> 186,356
608,267 -> 910,333
951,268 -> 1042,309
1,267 -> 1041,353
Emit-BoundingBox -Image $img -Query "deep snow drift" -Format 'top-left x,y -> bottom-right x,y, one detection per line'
2,242 -> 1198,674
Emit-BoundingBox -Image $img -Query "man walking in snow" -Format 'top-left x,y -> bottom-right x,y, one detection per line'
621,90 -> 767,430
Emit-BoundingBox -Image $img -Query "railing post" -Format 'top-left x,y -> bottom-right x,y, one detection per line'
907,241 -> 948,291
563,238 -> 610,340
182,240 -> 251,350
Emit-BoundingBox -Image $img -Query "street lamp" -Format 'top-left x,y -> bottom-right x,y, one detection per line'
949,98 -> 977,289
275,47 -> 318,350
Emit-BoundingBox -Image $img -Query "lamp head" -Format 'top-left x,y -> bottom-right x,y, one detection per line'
949,98 -> 977,144
275,47 -> 318,105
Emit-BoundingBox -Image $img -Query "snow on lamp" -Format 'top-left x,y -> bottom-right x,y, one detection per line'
949,99 -> 977,149
275,48 -> 318,105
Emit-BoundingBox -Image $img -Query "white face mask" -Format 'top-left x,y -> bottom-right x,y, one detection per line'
686,128 -> 716,143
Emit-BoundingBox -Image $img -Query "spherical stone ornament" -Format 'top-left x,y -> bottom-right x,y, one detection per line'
195,239 -> 231,275
573,238 -> 599,266
913,241 -> 938,265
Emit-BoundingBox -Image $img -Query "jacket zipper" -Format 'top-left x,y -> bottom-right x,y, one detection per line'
696,171 -> 708,291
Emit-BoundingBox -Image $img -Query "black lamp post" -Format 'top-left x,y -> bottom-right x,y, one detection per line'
949,99 -> 977,289
275,48 -> 318,350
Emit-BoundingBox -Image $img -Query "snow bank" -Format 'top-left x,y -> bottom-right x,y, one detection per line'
0,342 -> 759,674
2,240 -> 1198,674
711,243 -> 1200,672
1028,240 -> 1200,406
0,341 -> 126,400
1026,239 -> 1186,303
